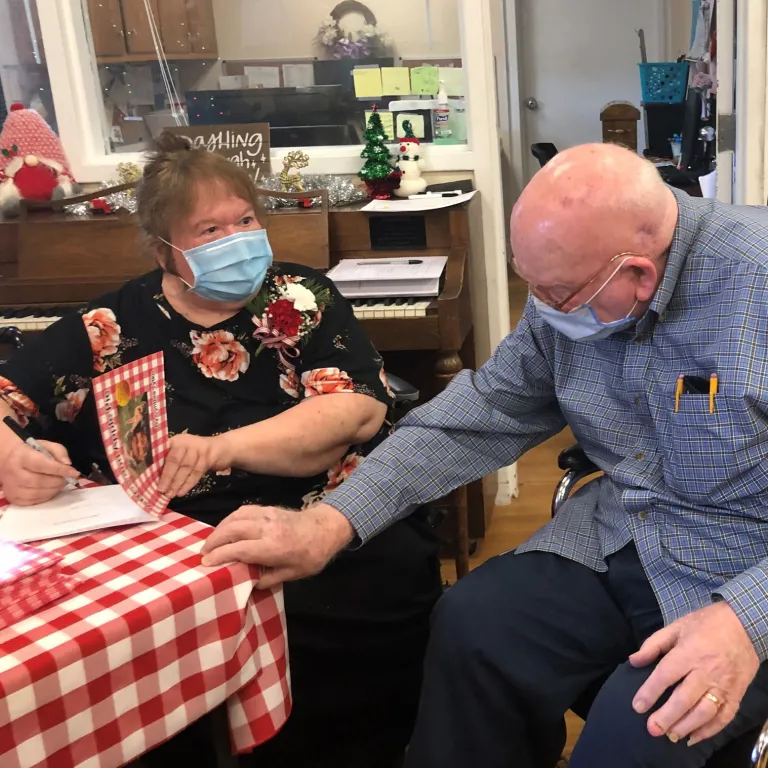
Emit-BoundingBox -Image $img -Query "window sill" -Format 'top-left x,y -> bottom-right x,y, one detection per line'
73,143 -> 475,183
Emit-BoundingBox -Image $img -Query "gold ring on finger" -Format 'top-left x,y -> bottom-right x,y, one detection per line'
704,691 -> 724,708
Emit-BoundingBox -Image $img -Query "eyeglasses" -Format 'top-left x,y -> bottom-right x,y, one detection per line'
514,252 -> 645,312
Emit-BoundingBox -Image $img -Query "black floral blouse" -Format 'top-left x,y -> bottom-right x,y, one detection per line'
0,262 -> 394,528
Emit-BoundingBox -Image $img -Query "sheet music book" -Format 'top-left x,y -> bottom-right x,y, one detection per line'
92,353 -> 171,516
327,256 -> 448,298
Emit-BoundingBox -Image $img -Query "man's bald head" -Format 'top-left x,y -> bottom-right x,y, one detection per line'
511,143 -> 678,295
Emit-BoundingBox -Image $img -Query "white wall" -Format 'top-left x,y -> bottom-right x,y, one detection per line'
212,0 -> 461,60
669,0 -> 693,59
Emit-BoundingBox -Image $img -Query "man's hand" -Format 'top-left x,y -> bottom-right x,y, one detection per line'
629,602 -> 759,746
0,439 -> 78,505
200,503 -> 355,588
159,433 -> 221,498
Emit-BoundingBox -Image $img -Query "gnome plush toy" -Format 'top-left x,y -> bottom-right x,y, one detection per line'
0,103 -> 77,218
394,120 -> 427,198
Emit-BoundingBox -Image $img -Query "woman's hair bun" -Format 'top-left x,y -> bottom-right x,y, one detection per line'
152,130 -> 193,154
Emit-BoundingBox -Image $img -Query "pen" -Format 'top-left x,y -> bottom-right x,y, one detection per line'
408,191 -> 462,199
356,259 -> 423,266
709,373 -> 718,414
2,416 -> 79,490
675,374 -> 684,413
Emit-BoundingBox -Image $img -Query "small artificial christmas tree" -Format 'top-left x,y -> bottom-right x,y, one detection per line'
358,107 -> 400,199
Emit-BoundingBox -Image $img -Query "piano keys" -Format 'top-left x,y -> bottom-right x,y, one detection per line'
350,298 -> 435,320
0,306 -> 82,332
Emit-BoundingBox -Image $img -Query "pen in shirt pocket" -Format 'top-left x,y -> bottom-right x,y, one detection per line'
709,373 -> 718,414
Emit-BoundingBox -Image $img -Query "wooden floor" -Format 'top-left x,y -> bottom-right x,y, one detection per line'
438,275 -> 584,757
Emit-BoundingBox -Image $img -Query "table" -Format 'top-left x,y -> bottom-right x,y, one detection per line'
0,512 -> 292,768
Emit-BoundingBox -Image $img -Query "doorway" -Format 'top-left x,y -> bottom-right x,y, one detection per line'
514,0 -> 670,180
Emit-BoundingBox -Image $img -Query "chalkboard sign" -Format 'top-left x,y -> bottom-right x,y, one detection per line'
168,124 -> 271,181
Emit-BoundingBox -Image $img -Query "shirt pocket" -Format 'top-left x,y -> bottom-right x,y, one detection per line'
661,393 -> 752,501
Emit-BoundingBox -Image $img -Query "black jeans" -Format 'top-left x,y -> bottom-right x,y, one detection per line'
404,544 -> 768,768
140,514 -> 442,768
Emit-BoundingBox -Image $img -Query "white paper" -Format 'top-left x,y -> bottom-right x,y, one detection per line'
283,64 -> 315,88
124,65 -> 156,106
328,256 -> 447,282
245,66 -> 281,89
0,485 -> 156,544
699,169 -> 717,199
361,190 -> 476,213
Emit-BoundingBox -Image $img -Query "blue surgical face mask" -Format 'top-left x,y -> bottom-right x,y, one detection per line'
161,229 -> 273,303
532,259 -> 638,341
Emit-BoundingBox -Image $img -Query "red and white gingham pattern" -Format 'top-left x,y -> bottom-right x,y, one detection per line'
0,513 -> 291,768
0,566 -> 79,632
92,353 -> 171,517
0,543 -> 79,631
0,542 -> 63,587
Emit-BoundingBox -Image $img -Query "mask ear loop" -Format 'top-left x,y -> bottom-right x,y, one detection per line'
157,236 -> 194,289
579,257 -> 632,309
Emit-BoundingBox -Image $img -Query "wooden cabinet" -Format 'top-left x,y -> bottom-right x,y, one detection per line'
158,0 -> 191,54
600,102 -> 641,152
185,0 -> 217,55
87,0 -> 217,62
86,0 -> 126,59
121,0 -> 160,55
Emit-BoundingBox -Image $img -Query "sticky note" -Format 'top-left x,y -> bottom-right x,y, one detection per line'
439,67 -> 465,96
366,110 -> 395,140
381,67 -> 412,96
353,67 -> 383,99
410,65 -> 439,95
396,113 -> 425,139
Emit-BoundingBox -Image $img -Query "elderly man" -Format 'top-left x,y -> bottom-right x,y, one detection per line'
202,143 -> 768,767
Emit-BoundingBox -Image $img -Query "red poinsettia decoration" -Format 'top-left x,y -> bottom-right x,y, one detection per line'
267,298 -> 302,337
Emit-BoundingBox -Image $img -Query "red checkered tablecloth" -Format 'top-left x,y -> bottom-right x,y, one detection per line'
0,512 -> 292,768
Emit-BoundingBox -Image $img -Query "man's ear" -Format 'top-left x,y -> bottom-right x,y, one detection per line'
634,257 -> 659,303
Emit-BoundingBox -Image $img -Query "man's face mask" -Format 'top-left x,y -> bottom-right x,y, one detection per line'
161,229 -> 273,303
533,257 -> 638,342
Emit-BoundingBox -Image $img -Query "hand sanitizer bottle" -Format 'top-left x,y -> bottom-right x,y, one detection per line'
433,82 -> 453,145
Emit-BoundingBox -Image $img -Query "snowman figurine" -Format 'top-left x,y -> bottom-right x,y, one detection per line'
394,120 -> 427,198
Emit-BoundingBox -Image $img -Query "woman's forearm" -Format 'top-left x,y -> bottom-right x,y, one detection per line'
210,393 -> 387,477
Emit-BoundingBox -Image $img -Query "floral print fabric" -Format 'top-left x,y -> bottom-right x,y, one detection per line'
0,263 -> 393,526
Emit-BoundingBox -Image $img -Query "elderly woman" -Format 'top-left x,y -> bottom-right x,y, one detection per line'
0,133 -> 441,767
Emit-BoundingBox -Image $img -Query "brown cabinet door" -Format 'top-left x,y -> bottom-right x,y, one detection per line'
602,121 -> 638,151
157,0 -> 191,53
86,0 -> 126,58
185,0 -> 217,56
121,0 -> 161,55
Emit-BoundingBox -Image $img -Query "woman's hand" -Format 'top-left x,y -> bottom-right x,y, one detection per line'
200,503 -> 355,587
159,433 -> 221,498
0,439 -> 78,506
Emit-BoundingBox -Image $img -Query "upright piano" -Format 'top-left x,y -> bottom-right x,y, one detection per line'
0,197 -> 487,569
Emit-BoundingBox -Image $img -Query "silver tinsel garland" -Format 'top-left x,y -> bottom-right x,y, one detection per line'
64,181 -> 138,218
257,174 -> 366,209
64,175 -> 364,217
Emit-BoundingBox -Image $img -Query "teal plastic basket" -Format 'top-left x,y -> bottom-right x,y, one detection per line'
639,62 -> 689,104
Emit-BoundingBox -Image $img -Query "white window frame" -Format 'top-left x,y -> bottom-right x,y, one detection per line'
37,0 -> 481,181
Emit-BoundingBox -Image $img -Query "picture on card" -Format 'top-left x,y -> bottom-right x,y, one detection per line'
92,352 -> 170,516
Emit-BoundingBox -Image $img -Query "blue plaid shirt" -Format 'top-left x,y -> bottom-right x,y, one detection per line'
327,189 -> 768,659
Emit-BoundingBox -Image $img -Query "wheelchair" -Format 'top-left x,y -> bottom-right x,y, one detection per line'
554,444 -> 768,767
